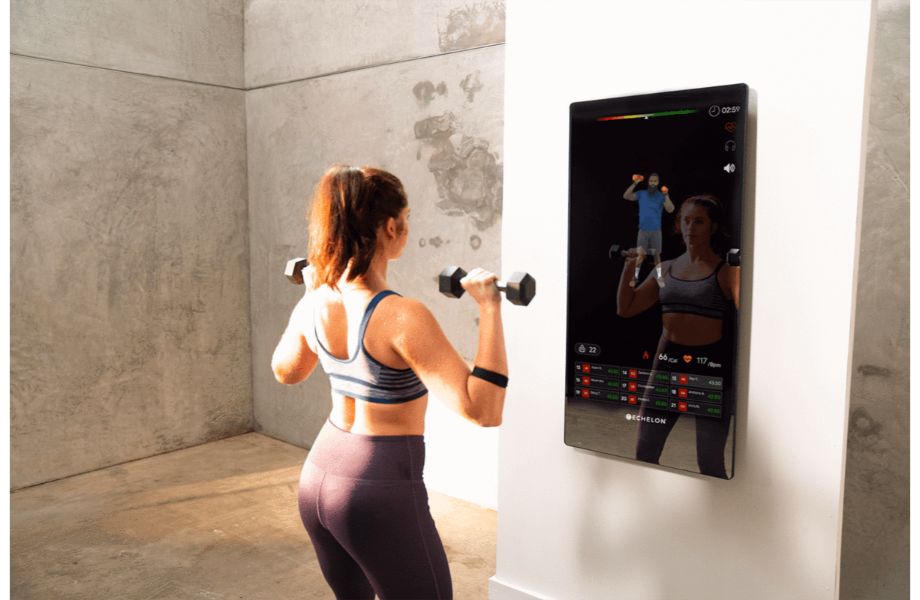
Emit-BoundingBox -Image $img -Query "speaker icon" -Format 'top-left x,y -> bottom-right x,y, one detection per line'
723,163 -> 736,173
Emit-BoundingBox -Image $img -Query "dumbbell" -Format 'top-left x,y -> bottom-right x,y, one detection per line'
726,248 -> 741,267
285,257 -> 309,285
631,174 -> 644,183
608,243 -> 629,260
438,266 -> 536,306
660,185 -> 669,194
609,243 -> 658,260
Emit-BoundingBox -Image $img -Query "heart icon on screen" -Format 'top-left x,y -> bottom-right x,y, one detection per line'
683,355 -> 692,363
724,122 -> 737,133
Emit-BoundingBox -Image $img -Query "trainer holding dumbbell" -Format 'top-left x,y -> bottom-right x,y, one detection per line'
270,164 -> 507,599
623,172 -> 675,288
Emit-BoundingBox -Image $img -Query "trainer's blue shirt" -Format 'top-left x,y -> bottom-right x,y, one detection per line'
636,189 -> 666,231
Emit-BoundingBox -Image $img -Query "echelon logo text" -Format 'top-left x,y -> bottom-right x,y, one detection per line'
625,413 -> 667,425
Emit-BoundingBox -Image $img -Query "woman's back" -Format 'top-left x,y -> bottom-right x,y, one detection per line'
307,286 -> 430,435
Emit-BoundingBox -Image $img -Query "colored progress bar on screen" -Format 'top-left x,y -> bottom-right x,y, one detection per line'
596,109 -> 697,121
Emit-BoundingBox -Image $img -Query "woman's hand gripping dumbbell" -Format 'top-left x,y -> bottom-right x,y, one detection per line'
438,266 -> 536,306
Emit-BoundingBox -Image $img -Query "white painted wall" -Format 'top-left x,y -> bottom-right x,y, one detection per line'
493,1 -> 874,598
424,393 -> 500,509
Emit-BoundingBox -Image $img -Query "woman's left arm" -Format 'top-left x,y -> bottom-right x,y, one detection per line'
271,293 -> 319,385
719,264 -> 741,309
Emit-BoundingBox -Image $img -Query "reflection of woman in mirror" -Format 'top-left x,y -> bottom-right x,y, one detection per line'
616,194 -> 740,477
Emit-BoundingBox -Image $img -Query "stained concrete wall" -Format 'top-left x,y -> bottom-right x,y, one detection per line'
839,0 -> 910,597
11,0 -> 244,88
10,3 -> 251,490
245,1 -> 505,507
244,0 -> 504,88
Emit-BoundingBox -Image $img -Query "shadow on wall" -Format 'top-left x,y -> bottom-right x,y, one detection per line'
573,419 -> 830,598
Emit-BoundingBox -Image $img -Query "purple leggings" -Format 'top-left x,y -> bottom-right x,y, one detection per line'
297,419 -> 452,599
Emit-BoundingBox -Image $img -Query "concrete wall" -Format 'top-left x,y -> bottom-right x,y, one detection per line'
244,0 -> 504,88
11,0 -> 244,88
840,0 -> 910,597
493,1 -> 873,598
10,2 -> 251,490
245,0 -> 505,508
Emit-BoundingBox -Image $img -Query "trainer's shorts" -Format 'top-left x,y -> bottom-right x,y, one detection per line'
636,230 -> 662,256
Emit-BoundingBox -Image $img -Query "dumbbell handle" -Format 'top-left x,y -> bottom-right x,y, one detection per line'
479,276 -> 521,295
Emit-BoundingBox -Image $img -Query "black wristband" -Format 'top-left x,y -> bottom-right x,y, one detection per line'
472,366 -> 509,389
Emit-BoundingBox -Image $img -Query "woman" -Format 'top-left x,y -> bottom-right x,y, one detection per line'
616,194 -> 740,477
270,165 -> 507,599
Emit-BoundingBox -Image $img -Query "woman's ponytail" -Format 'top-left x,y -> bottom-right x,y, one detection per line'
307,165 -> 407,289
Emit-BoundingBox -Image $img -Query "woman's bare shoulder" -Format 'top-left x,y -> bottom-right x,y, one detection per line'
379,295 -> 448,356
382,295 -> 445,339
386,294 -> 435,324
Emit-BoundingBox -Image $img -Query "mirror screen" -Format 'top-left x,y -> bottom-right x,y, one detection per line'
564,84 -> 748,479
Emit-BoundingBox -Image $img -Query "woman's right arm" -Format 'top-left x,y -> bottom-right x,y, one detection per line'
616,253 -> 662,318
271,293 -> 319,385
392,269 -> 507,427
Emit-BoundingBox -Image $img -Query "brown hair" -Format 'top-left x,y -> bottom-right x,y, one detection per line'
307,165 -> 408,289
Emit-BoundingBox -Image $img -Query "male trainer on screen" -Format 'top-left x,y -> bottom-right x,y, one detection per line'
623,172 -> 674,287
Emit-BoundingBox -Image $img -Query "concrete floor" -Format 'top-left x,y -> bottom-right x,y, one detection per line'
11,433 -> 497,599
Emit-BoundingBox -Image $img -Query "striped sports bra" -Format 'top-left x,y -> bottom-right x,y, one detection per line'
659,260 -> 732,319
313,290 -> 428,404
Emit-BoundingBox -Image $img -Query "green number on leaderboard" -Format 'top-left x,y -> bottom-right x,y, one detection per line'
707,393 -> 722,401
707,407 -> 722,416
655,400 -> 669,409
606,393 -> 618,401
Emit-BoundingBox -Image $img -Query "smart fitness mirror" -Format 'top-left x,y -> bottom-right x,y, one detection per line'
564,84 -> 748,479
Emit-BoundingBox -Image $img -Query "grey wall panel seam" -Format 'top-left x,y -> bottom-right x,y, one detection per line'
9,52 -> 247,91
243,100 -> 257,433
246,42 -> 506,91
9,433 -> 255,493
11,43 -> 505,93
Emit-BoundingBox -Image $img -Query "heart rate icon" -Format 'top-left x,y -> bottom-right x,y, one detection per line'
683,355 -> 693,363
724,121 -> 737,133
